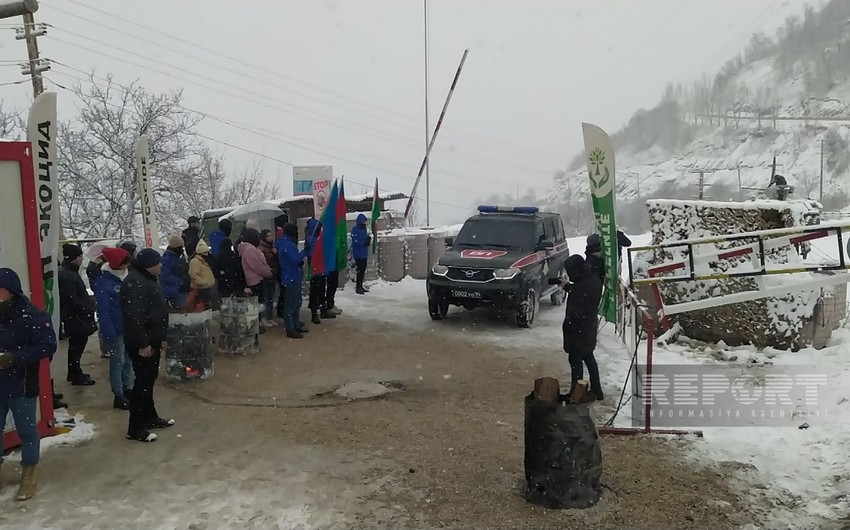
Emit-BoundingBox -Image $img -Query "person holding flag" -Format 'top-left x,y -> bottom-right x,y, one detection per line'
326,179 -> 348,314
350,214 -> 372,294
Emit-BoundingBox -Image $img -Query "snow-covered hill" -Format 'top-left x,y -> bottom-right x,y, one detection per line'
549,1 -> 850,232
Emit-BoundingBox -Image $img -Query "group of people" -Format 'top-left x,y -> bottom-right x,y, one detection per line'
559,230 -> 632,403
63,241 -> 176,442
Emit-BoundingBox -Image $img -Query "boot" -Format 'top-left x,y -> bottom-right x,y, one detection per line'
113,395 -> 130,410
53,395 -> 68,410
311,313 -> 321,325
320,310 -> 336,319
16,465 -> 36,501
355,286 -> 366,295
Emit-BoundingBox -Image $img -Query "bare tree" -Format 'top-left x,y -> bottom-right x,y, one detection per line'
58,74 -> 279,239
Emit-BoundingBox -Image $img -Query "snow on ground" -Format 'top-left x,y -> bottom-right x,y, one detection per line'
4,411 -> 96,466
339,230 -> 850,528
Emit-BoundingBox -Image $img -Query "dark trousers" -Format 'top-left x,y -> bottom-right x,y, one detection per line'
282,283 -> 302,333
355,259 -> 367,289
127,344 -> 162,435
276,283 -> 286,318
567,348 -> 603,397
326,271 -> 339,308
309,275 -> 326,314
66,333 -> 88,380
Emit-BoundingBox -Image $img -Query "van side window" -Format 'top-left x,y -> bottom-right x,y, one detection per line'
543,217 -> 557,243
535,221 -> 546,246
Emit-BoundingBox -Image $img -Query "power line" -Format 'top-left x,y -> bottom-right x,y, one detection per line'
46,32 -> 554,176
43,75 -> 473,213
49,65 -> 515,193
43,0 -> 565,162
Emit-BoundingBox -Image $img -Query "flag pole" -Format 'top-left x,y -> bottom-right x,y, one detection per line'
404,48 -> 469,220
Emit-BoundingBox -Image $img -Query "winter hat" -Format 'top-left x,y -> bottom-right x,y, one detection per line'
62,243 -> 84,261
218,218 -> 233,236
135,248 -> 162,269
0,268 -> 24,296
564,254 -> 587,280
195,240 -> 210,255
102,247 -> 129,269
118,240 -> 138,256
168,235 -> 184,249
356,213 -> 367,225
187,215 -> 200,225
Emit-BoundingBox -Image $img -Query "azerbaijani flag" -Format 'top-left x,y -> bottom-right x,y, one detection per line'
336,178 -> 348,272
370,178 -> 380,253
312,180 -> 339,276
321,180 -> 339,273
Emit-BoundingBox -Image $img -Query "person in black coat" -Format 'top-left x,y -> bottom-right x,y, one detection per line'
585,230 -> 632,283
119,248 -> 175,443
181,215 -> 202,257
214,238 -> 248,298
560,254 -> 604,402
58,244 -> 97,386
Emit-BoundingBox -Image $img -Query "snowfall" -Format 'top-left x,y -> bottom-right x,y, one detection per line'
5,232 -> 848,529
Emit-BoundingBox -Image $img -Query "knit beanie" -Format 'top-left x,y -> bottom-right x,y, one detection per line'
62,243 -> 84,261
134,248 -> 162,269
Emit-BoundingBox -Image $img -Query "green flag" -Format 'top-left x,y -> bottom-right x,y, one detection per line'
582,122 -> 618,324
336,179 -> 348,271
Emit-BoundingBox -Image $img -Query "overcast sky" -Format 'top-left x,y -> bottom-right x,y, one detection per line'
0,0 -> 816,225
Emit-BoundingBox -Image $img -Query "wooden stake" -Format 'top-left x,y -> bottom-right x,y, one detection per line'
533,377 -> 560,402
570,380 -> 589,404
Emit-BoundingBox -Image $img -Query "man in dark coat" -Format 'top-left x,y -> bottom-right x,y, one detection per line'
585,230 -> 633,283
0,268 -> 57,500
182,215 -> 202,257
560,254 -> 604,402
120,248 -> 175,442
304,217 -> 334,324
58,244 -> 97,386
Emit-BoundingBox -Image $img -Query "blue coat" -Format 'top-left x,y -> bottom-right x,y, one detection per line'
0,296 -> 56,399
350,214 -> 371,260
209,229 -> 226,257
276,235 -> 307,286
93,270 -> 124,346
160,248 -> 189,301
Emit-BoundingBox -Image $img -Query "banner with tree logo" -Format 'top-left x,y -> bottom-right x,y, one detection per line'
582,122 -> 618,324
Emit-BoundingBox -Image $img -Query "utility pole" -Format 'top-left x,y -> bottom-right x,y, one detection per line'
820,138 -> 823,203
17,11 -> 49,97
423,0 -> 431,226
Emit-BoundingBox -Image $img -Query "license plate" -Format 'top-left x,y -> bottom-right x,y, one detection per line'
452,290 -> 482,299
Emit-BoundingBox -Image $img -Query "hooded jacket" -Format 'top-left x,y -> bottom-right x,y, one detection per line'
350,213 -> 371,260
58,260 -> 97,336
119,263 -> 169,350
258,234 -> 278,276
276,233 -> 307,286
93,268 -> 125,347
0,268 -> 57,399
562,255 -> 602,353
189,252 -> 216,290
160,247 -> 190,301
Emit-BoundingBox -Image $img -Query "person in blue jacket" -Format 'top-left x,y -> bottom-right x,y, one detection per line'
208,218 -> 232,258
276,223 -> 309,339
93,247 -> 134,411
0,267 -> 57,501
350,213 -> 372,295
159,235 -> 190,310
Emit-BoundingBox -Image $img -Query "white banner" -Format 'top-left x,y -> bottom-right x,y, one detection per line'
135,134 -> 159,248
27,91 -> 60,341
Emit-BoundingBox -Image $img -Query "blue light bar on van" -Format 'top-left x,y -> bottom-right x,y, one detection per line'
477,205 -> 539,214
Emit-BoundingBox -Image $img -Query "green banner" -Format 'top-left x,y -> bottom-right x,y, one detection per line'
582,123 -> 618,324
